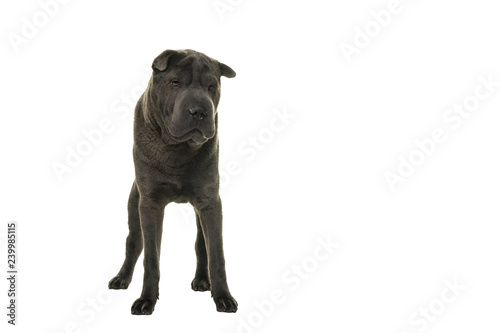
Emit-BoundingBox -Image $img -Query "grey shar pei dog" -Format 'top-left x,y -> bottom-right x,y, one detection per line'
108,49 -> 237,315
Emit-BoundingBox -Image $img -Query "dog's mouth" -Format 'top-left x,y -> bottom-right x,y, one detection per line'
185,129 -> 208,144
167,127 -> 209,145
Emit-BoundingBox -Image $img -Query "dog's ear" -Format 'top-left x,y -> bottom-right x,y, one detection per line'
152,50 -> 177,72
219,62 -> 236,78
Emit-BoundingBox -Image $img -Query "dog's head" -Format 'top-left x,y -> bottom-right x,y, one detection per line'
146,49 -> 235,146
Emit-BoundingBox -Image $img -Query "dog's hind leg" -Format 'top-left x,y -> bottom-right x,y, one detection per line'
109,181 -> 142,289
191,211 -> 211,292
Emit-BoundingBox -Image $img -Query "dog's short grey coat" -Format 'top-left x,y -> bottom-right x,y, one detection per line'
108,49 -> 237,315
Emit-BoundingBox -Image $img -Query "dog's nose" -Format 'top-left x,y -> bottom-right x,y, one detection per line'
188,106 -> 208,120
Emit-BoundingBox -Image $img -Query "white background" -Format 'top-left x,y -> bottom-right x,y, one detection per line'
1,0 -> 500,332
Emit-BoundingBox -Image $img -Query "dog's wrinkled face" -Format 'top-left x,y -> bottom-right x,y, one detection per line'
150,49 -> 235,146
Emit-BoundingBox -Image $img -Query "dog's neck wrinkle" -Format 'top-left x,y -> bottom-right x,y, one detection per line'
140,90 -> 175,145
142,87 -> 164,130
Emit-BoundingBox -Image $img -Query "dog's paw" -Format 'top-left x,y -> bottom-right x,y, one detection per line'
214,295 -> 238,313
108,275 -> 131,289
131,298 -> 156,315
191,277 -> 211,292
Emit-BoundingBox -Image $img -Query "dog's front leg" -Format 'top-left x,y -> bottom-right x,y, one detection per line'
195,196 -> 238,313
131,198 -> 165,315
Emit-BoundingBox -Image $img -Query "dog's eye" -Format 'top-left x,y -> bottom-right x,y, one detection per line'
170,79 -> 180,87
208,84 -> 216,91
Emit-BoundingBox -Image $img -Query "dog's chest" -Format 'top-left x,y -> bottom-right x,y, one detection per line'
151,172 -> 199,204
